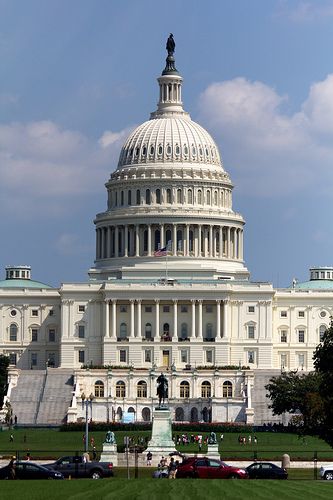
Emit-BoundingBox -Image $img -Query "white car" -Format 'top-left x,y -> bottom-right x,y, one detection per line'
320,465 -> 333,480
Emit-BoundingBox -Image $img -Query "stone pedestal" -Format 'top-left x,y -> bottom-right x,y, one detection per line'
245,407 -> 254,424
146,407 -> 177,456
100,443 -> 118,466
207,443 -> 220,459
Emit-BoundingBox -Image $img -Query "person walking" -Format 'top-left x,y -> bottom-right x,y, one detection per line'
7,457 -> 16,479
146,451 -> 152,466
168,457 -> 177,479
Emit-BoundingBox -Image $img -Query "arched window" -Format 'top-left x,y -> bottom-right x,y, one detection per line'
128,190 -> 132,206
177,229 -> 183,252
163,323 -> 170,336
143,229 -> 148,252
214,191 -> 218,205
201,381 -> 211,398
180,381 -> 190,398
116,381 -> 126,398
166,189 -> 172,204
145,323 -> 152,340
137,380 -> 147,398
142,407 -> 151,422
9,323 -> 17,342
154,229 -> 161,251
146,189 -> 151,205
119,323 -> 127,340
223,381 -> 233,398
177,189 -> 182,203
319,325 -> 327,342
181,323 -> 188,340
115,191 -> 118,206
166,229 -> 172,247
175,407 -> 184,421
94,380 -> 104,397
188,189 -> 193,204
207,191 -> 211,205
190,407 -> 198,422
198,190 -> 202,204
156,189 -> 161,204
136,189 -> 141,205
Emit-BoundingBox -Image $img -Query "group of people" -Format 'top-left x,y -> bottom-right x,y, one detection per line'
149,454 -> 179,479
238,435 -> 258,445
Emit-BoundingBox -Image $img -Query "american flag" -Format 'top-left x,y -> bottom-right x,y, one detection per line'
154,246 -> 168,257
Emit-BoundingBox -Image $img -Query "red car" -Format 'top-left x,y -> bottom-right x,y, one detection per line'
176,457 -> 248,479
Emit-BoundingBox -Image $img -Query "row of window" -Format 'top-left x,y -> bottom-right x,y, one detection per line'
8,324 -> 56,342
108,187 -> 231,209
121,142 -> 218,163
9,308 -> 55,318
279,309 -> 327,319
279,325 -> 327,343
92,379 -> 233,399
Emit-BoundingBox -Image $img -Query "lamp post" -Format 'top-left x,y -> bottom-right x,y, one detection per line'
81,393 -> 94,452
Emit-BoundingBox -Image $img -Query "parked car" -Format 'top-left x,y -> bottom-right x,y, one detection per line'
0,461 -> 64,480
246,462 -> 288,480
176,457 -> 248,479
44,455 -> 114,479
320,465 -> 333,480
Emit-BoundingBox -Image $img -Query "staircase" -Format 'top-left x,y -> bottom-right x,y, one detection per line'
252,370 -> 281,425
10,369 -> 74,425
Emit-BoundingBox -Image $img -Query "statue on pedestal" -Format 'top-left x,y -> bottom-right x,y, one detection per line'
104,430 -> 116,444
156,373 -> 168,407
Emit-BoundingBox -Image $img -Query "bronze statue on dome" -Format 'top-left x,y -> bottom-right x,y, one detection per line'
166,33 -> 175,55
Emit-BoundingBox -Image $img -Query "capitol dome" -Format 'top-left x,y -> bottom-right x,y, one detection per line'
90,37 -> 249,282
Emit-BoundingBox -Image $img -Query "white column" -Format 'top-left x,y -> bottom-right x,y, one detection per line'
147,225 -> 152,256
115,226 -> 119,258
96,229 -> 99,259
186,224 -> 190,256
136,300 -> 142,338
216,300 -> 221,339
155,300 -> 160,339
111,300 -> 117,338
227,227 -> 231,258
191,300 -> 196,338
198,225 -> 202,257
209,225 -> 213,257
173,224 -> 177,256
173,300 -> 178,339
135,225 -> 140,257
219,226 -> 223,258
198,300 -> 203,339
105,300 -> 110,337
160,224 -> 164,248
223,300 -> 228,339
101,228 -> 105,258
130,300 -> 135,338
124,225 -> 128,257
247,379 -> 252,408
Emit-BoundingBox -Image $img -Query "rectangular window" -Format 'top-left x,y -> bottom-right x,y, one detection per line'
49,329 -> 56,342
180,349 -> 188,363
78,350 -> 85,363
248,351 -> 255,364
280,330 -> 287,343
145,306 -> 152,313
205,350 -> 213,363
298,353 -> 305,368
119,349 -> 127,363
31,329 -> 38,342
280,353 -> 287,369
78,305 -> 85,312
49,310 -> 54,316
248,306 -> 255,313
248,325 -> 255,339
9,353 -> 17,365
163,306 -> 170,313
280,310 -> 287,318
78,325 -> 85,338
31,353 -> 38,366
298,330 -> 305,343
206,305 -> 213,313
144,349 -> 152,363
31,309 -> 38,317
181,305 -> 188,313
298,311 -> 305,318
120,305 -> 127,313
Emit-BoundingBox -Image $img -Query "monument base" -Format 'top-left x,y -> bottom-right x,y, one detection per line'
207,443 -> 220,459
100,443 -> 118,466
146,407 -> 177,456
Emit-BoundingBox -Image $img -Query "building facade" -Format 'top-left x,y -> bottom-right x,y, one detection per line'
1,42 -> 332,425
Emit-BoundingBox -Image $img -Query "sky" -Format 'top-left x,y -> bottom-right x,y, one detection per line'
1,0 -> 333,288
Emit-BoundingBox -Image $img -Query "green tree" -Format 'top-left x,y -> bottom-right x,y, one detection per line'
0,354 -> 10,406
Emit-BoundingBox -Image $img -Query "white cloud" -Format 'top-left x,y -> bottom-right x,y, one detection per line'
276,1 -> 333,22
99,127 -> 134,148
197,73 -> 333,197
0,121 -> 132,217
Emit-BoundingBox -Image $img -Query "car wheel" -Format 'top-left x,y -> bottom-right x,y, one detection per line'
91,470 -> 103,479
228,474 -> 240,479
324,472 -> 333,480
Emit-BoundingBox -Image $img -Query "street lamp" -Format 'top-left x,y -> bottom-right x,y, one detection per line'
81,392 -> 94,452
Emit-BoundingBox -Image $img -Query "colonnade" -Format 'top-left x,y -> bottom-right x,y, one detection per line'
96,223 -> 243,261
103,299 -> 229,341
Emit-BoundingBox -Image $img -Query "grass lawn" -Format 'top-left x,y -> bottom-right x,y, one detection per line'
0,478 -> 332,500
0,429 -> 332,461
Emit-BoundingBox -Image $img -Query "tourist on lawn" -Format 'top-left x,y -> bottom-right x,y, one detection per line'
168,457 -> 177,479
146,451 -> 152,466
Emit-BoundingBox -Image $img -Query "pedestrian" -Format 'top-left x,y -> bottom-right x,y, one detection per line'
254,436 -> 258,444
220,433 -> 224,442
92,446 -> 97,460
168,457 -> 177,479
7,456 -> 16,479
25,451 -> 31,461
146,451 -> 152,466
9,433 -> 14,442
14,415 -> 17,425
248,435 -> 252,444
90,436 -> 95,447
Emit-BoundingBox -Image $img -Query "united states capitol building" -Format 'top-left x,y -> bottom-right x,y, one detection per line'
1,39 -> 332,426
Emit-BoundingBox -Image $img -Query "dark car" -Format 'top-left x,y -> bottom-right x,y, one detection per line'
246,462 -> 288,480
44,455 -> 114,479
0,461 -> 64,480
176,457 -> 248,479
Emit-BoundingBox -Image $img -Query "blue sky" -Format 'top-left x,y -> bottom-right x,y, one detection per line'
1,0 -> 333,287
